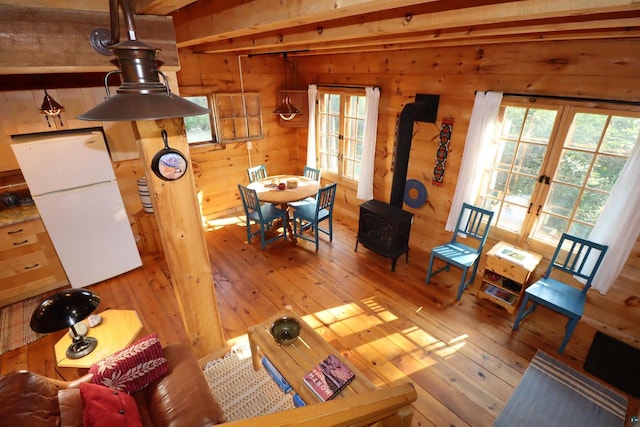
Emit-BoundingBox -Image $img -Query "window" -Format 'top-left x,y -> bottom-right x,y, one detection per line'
316,89 -> 367,181
477,98 -> 640,248
183,96 -> 215,144
212,92 -> 263,143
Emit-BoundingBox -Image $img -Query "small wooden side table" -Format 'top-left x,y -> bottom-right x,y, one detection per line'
54,309 -> 143,369
478,241 -> 543,313
248,312 -> 376,405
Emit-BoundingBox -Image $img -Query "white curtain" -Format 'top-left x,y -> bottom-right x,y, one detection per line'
445,91 -> 503,231
587,139 -> 640,294
306,84 -> 318,167
356,86 -> 380,200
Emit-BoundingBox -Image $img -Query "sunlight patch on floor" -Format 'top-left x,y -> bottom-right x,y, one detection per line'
299,296 -> 472,383
203,215 -> 244,231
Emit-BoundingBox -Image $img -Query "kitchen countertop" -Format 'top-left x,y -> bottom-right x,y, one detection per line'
0,204 -> 40,227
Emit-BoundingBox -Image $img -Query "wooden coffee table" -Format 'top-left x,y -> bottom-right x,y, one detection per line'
54,309 -> 143,369
248,312 -> 376,405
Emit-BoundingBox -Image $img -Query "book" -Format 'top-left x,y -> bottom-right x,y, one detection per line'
261,356 -> 292,393
484,284 -> 517,304
303,354 -> 355,401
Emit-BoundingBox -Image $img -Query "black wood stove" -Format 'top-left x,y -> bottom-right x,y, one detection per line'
355,95 -> 439,271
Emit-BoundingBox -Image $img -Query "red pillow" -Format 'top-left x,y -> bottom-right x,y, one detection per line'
90,334 -> 169,394
80,382 -> 142,427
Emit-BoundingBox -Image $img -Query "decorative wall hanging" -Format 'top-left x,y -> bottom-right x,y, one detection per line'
432,119 -> 454,185
151,130 -> 188,181
404,179 -> 428,208
391,112 -> 400,172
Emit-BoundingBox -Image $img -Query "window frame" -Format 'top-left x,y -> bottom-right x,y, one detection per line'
182,95 -> 217,146
315,88 -> 367,182
477,96 -> 640,253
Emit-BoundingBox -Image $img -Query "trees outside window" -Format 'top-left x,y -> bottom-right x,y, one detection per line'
477,98 -> 640,249
183,95 -> 215,144
316,89 -> 366,181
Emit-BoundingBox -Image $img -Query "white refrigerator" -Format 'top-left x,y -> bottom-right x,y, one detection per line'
11,129 -> 142,288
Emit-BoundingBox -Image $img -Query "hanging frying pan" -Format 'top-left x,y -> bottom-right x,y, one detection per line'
151,130 -> 188,181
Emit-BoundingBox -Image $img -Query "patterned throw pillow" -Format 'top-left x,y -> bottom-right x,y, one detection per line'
90,334 -> 169,394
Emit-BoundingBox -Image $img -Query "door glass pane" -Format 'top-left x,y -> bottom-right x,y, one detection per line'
521,109 -> 557,143
601,116 -> 639,156
575,188 -> 607,225
567,113 -> 607,150
546,183 -> 579,217
587,154 -> 626,192
532,213 -> 569,243
513,143 -> 545,175
556,150 -> 593,186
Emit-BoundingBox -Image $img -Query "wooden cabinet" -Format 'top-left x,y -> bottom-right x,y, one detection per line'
478,241 -> 542,314
0,218 -> 68,307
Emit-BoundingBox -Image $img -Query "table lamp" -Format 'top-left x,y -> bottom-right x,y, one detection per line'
30,289 -> 101,359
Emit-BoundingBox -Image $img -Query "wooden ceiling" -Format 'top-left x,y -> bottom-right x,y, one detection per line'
6,0 -> 640,57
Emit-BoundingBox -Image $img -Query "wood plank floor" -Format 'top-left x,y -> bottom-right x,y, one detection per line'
2,213 -> 638,426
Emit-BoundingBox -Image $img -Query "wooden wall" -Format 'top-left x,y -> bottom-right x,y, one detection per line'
175,51 -> 305,220
177,39 -> 640,346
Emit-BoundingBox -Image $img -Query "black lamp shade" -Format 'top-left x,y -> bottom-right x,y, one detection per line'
30,289 -> 100,334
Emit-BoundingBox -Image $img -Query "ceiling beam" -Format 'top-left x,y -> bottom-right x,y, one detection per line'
194,14 -> 640,55
172,0 -> 437,48
175,0 -> 640,54
132,0 -> 198,15
0,4 -> 179,74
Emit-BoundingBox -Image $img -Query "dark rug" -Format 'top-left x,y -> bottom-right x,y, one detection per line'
495,350 -> 627,427
584,331 -> 640,398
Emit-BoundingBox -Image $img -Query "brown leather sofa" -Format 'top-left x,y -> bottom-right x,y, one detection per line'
0,343 -> 224,427
0,342 -> 417,427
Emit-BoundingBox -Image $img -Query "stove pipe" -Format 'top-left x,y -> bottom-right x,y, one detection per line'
390,95 -> 439,208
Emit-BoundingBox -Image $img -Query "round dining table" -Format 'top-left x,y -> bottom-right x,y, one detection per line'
247,175 -> 321,242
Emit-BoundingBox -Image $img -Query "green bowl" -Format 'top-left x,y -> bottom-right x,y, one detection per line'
270,316 -> 301,345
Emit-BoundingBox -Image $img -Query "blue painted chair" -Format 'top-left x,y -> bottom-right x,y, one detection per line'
426,203 -> 494,300
290,166 -> 322,208
512,233 -> 608,353
303,166 -> 321,181
292,182 -> 337,250
237,184 -> 287,250
247,164 -> 268,183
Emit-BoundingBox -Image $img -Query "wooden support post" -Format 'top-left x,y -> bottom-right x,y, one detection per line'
134,119 -> 225,358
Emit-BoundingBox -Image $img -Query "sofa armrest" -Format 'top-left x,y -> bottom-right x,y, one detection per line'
220,382 -> 417,427
0,371 -> 62,427
135,343 -> 225,427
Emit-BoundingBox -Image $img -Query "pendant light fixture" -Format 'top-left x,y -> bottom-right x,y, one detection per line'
273,52 -> 302,121
78,0 -> 209,122
40,90 -> 64,127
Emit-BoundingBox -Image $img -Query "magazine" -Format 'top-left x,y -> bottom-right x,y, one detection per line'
303,354 -> 355,401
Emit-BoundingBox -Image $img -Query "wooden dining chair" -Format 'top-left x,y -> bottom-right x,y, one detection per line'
237,184 -> 287,250
292,182 -> 337,250
426,203 -> 494,300
247,164 -> 268,183
303,166 -> 321,181
512,233 -> 608,353
290,166 -> 322,208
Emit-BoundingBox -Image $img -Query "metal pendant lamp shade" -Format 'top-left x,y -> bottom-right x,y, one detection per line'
30,289 -> 100,359
273,53 -> 302,121
40,90 -> 64,116
78,0 -> 209,122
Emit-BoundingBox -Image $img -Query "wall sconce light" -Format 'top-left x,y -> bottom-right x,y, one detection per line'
273,53 -> 302,121
78,0 -> 209,121
40,90 -> 64,127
